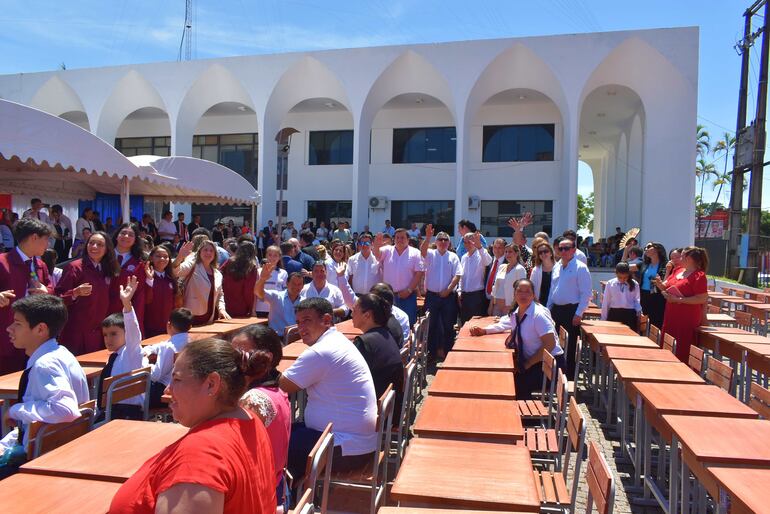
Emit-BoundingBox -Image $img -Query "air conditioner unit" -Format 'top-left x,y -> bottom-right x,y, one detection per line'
468,195 -> 480,209
369,196 -> 389,209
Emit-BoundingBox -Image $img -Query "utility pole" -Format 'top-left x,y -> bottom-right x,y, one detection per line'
746,0 -> 770,286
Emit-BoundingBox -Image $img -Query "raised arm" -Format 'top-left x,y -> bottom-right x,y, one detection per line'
372,232 -> 384,260
420,224 -> 434,258
253,260 -> 276,300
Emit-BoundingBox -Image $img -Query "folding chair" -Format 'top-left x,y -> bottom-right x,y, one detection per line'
584,442 -> 616,514
389,361 -> 416,473
328,386 -> 395,514
733,310 -> 754,332
533,397 -> 586,513
517,350 -> 557,423
705,355 -> 735,394
293,488 -> 314,514
648,325 -> 661,346
27,400 -> 96,460
748,382 -> 770,419
296,423 -> 333,514
526,369 -> 569,470
687,345 -> 705,376
661,334 -> 676,355
100,366 -> 151,423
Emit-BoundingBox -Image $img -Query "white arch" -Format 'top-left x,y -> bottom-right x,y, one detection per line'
95,70 -> 169,145
29,76 -> 90,127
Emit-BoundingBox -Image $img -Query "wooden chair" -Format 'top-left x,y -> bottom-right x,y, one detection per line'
525,369 -> 569,470
533,397 -> 587,512
558,327 -> 570,367
648,325 -> 661,346
26,400 -> 96,460
296,423 -> 333,514
328,386 -> 395,514
585,442 -> 616,514
705,356 -> 735,394
661,334 -> 676,354
292,488 -> 314,514
390,361 -> 417,473
283,325 -> 301,345
687,345 -> 705,376
638,314 -> 649,336
707,304 -> 722,314
748,382 -> 770,419
734,310 -> 754,332
100,366 -> 151,423
517,350 -> 557,423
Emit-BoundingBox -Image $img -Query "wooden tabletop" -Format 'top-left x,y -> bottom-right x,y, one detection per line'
602,346 -> 680,363
705,313 -> 736,323
335,319 -> 362,336
0,473 -> 122,514
720,297 -> 761,305
581,325 -> 637,337
633,382 -> 758,419
457,316 -> 498,337
282,341 -> 309,360
745,302 -> 770,313
413,396 -> 523,443
216,316 -> 266,325
452,336 -> 512,353
429,369 -> 516,400
704,465 -> 770,514
707,292 -> 732,300
591,334 -> 660,352
277,359 -> 293,373
391,438 -> 539,511
612,359 -> 704,385
189,322 -> 246,335
0,366 -> 102,396
20,419 -> 188,482
663,415 -> 770,466
441,351 -> 516,372
76,348 -> 115,367
581,320 -> 626,327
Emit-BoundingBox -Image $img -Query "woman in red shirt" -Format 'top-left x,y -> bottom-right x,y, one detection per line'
221,241 -> 259,318
654,246 -> 709,363
110,223 -> 147,333
110,338 -> 276,514
144,244 -> 176,337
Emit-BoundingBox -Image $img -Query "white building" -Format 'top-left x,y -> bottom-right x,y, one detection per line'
0,27 -> 698,250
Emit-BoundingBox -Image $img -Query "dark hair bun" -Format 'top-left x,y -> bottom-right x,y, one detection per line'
238,348 -> 272,381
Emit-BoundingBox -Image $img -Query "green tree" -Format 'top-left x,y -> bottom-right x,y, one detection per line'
696,124 -> 711,159
695,158 -> 716,227
577,192 -> 594,232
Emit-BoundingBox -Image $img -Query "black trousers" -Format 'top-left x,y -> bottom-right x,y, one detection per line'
550,303 -> 579,378
460,290 -> 488,325
516,353 -> 567,400
640,289 -> 666,330
425,291 -> 458,354
608,307 -> 638,331
149,381 -> 167,409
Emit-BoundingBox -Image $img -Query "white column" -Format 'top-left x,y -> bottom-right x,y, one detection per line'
561,116 -> 580,234
351,116 -> 370,232
257,120 -> 279,228
454,117 -> 469,230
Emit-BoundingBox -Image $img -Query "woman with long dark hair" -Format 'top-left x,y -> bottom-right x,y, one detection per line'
143,244 -> 177,337
638,241 -> 667,328
109,222 -> 147,332
221,241 -> 260,318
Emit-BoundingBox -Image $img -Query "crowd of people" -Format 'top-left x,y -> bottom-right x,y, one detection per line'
0,197 -> 712,513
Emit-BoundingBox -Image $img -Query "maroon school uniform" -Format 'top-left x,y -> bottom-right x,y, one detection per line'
56,258 -> 111,355
144,273 -> 175,337
0,250 -> 53,373
109,255 -> 146,334
221,262 -> 258,318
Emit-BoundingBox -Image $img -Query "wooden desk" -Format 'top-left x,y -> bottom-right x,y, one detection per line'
0,366 -> 102,396
703,465 -> 770,514
580,320 -> 626,327
441,351 -> 515,372
457,316 -> 497,337
589,334 -> 660,354
335,318 -> 362,336
282,342 -> 309,360
613,360 -> 704,387
582,306 -> 602,319
216,316 -> 266,326
745,303 -> 770,335
428,369 -> 516,400
277,359 -> 293,373
452,335 -> 511,352
696,326 -> 753,353
141,332 -> 217,346
391,438 -> 539,511
20,419 -> 188,482
413,396 -> 523,443
705,312 -> 736,326
581,325 -> 638,351
189,322 -> 245,336
0,474 -> 122,513
602,346 -> 680,363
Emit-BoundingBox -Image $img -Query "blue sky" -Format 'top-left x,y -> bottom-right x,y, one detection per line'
0,0 -> 758,206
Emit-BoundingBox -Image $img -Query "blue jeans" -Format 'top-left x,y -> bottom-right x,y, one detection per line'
395,292 -> 417,326
425,291 -> 458,354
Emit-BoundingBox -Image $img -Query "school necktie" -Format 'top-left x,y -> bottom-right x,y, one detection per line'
16,367 -> 31,443
117,254 -> 124,266
510,313 -> 527,371
486,259 -> 499,296
96,352 -> 119,409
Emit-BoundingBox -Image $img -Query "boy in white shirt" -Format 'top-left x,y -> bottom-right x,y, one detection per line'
1,294 -> 88,474
142,308 -> 193,408
96,276 -> 144,420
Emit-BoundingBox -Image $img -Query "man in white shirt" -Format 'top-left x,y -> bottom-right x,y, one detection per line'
22,198 -> 50,226
420,224 -> 462,358
300,261 -> 348,318
346,233 -> 382,295
459,231 -> 493,323
157,211 -> 176,243
1,294 -> 88,462
547,238 -> 592,376
280,298 -> 377,482
373,228 -> 424,325
281,221 -> 295,242
315,221 -> 329,241
406,222 -> 421,239
485,238 -> 507,305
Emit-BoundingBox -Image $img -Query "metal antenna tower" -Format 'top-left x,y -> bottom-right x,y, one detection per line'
178,0 -> 193,61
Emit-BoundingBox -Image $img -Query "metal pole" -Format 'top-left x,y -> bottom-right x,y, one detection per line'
728,11 -> 754,273
277,144 -> 284,237
747,1 -> 770,286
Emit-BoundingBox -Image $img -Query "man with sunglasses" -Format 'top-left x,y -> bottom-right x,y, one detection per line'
547,238 -> 592,376
346,233 -> 382,295
421,224 -> 462,359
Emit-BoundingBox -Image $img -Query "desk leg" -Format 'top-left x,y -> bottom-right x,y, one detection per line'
681,457 -> 691,514
669,434 -> 679,514
742,353 -> 750,403
589,346 -> 598,407
605,363 -> 615,426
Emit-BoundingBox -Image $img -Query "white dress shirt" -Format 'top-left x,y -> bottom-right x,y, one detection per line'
492,263 -> 527,307
157,219 -> 176,240
105,308 -> 145,406
547,257 -> 593,316
143,332 -> 189,386
379,245 -> 424,292
600,277 -> 643,320
423,248 -> 463,293
300,281 -> 348,312
484,314 -> 511,334
22,209 -> 50,225
510,302 -> 564,361
1,339 -> 89,451
346,252 -> 382,294
460,248 -> 493,293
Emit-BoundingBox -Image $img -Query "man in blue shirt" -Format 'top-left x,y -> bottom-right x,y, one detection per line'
255,262 -> 304,336
281,241 -> 304,275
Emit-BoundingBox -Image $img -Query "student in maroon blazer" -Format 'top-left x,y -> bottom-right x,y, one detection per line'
109,223 -> 147,334
0,219 -> 53,373
221,241 -> 259,318
56,232 -> 120,355
143,244 -> 177,337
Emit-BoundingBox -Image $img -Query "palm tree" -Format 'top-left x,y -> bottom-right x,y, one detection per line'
696,124 -> 711,159
704,132 -> 736,236
695,158 -> 717,231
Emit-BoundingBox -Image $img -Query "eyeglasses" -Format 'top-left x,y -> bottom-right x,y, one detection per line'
436,238 -> 449,242
538,249 -> 551,255
559,245 -> 574,251
358,241 -> 371,246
